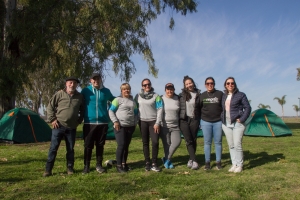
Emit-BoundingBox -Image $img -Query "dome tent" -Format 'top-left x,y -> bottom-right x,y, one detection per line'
244,109 -> 292,137
0,108 -> 52,143
106,121 -> 115,139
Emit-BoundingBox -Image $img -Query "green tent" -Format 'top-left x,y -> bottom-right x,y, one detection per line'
181,129 -> 203,138
106,121 -> 115,139
244,109 -> 292,137
0,108 -> 52,143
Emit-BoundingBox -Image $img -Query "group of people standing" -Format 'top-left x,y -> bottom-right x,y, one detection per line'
43,73 -> 251,177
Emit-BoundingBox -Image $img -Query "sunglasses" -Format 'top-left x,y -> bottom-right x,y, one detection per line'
226,82 -> 235,85
205,82 -> 214,85
142,83 -> 151,87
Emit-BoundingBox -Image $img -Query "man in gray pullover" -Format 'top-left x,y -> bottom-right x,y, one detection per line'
43,77 -> 84,177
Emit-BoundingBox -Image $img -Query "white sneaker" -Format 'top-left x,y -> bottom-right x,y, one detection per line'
234,166 -> 243,173
187,160 -> 193,168
191,161 -> 199,170
228,165 -> 237,172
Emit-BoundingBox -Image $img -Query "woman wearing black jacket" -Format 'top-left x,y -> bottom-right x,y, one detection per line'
179,76 -> 201,170
221,77 -> 251,173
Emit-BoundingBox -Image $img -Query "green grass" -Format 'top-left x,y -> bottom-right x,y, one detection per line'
1,120 -> 300,200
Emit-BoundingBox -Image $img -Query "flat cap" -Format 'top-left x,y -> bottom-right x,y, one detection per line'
65,77 -> 80,83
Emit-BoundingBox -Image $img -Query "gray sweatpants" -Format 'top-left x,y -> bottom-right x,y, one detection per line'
160,126 -> 182,160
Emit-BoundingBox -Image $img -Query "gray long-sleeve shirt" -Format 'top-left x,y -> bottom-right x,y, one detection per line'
162,95 -> 180,128
134,93 -> 163,125
109,96 -> 138,127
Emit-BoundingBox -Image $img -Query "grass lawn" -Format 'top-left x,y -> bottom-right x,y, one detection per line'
1,119 -> 300,199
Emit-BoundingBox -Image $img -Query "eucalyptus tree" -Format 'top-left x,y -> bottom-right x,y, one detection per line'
258,103 -> 271,110
0,0 -> 197,117
273,95 -> 286,119
293,105 -> 300,118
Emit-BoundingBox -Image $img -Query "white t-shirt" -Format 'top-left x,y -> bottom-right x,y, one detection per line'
225,94 -> 233,127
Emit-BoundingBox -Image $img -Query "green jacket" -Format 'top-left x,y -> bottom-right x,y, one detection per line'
47,89 -> 85,129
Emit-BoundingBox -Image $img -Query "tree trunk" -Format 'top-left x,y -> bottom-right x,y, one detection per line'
0,0 -> 16,118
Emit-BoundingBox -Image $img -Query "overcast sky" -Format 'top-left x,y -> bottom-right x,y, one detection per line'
103,0 -> 300,117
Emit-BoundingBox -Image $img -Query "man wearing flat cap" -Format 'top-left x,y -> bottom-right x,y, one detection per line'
81,73 -> 115,174
43,77 -> 85,177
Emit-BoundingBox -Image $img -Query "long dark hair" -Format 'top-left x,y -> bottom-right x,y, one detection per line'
224,77 -> 238,93
182,75 -> 199,101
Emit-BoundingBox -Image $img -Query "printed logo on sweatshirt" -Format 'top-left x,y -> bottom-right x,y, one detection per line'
203,97 -> 219,103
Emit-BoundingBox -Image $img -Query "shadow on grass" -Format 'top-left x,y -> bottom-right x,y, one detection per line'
243,150 -> 284,170
117,151 -> 285,171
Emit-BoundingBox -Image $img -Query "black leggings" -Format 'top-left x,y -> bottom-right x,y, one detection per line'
180,118 -> 199,161
114,126 -> 135,166
83,124 -> 108,165
140,120 -> 160,164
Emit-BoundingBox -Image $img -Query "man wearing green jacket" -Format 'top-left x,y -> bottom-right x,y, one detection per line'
81,73 -> 115,174
43,77 -> 84,177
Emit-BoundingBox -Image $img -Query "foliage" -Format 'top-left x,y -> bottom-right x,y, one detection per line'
257,103 -> 271,109
1,122 -> 300,199
297,68 -> 300,81
293,105 -> 300,117
274,95 -> 286,119
1,0 -> 197,113
15,66 -> 63,114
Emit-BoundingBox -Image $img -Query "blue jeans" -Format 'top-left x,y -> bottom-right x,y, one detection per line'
222,122 -> 245,167
201,120 -> 222,162
45,125 -> 76,171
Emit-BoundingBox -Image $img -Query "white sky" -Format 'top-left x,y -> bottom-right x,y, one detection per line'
102,0 -> 300,116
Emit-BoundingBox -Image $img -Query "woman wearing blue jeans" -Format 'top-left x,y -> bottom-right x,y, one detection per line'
200,77 -> 224,170
221,77 -> 251,173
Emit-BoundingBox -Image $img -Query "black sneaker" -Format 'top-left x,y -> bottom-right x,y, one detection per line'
145,162 -> 151,171
116,166 -> 126,173
216,161 -> 222,170
96,165 -> 106,173
151,164 -> 161,172
82,165 -> 90,174
204,162 -> 211,170
43,171 -> 52,177
67,167 -> 74,175
122,164 -> 131,172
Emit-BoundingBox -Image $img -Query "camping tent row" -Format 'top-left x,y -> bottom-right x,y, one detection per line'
0,108 -> 116,143
0,108 -> 292,143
